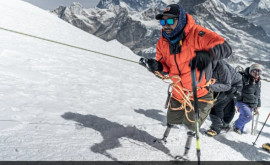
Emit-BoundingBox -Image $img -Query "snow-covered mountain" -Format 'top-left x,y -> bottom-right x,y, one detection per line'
241,0 -> 270,15
97,0 -> 167,11
52,1 -> 163,58
239,0 -> 270,35
220,0 -> 270,35
219,0 -> 248,12
52,0 -> 270,78
1,0 -> 270,161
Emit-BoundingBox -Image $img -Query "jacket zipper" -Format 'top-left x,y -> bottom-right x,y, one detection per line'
174,53 -> 181,75
174,52 -> 184,87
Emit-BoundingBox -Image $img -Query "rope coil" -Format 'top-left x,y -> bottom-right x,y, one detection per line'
154,71 -> 215,123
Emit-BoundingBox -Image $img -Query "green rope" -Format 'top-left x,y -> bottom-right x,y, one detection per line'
0,26 -> 138,64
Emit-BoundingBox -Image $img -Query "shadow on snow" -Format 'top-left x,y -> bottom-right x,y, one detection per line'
134,108 -> 167,126
258,121 -> 270,128
213,135 -> 270,161
258,131 -> 270,139
61,112 -> 174,161
134,109 -> 270,161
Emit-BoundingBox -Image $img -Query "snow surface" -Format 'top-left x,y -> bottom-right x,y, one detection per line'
0,0 -> 269,161
162,0 -> 180,5
258,0 -> 270,10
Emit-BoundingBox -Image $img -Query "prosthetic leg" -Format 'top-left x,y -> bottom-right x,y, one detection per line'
175,131 -> 195,160
184,131 -> 196,156
154,123 -> 173,143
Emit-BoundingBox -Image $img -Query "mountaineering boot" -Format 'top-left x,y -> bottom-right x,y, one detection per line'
233,127 -> 242,134
262,143 -> 270,152
222,123 -> 231,132
206,129 -> 217,137
153,123 -> 173,143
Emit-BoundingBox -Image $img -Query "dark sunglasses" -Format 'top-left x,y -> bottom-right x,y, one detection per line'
251,69 -> 262,74
160,18 -> 177,26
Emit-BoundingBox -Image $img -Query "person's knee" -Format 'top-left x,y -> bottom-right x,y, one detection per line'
167,123 -> 174,128
184,123 -> 195,132
187,131 -> 195,137
245,115 -> 252,122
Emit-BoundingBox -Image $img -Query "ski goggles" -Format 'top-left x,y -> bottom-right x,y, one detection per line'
251,69 -> 262,74
160,18 -> 177,26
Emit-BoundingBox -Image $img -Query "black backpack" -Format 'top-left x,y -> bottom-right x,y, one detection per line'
235,65 -> 245,75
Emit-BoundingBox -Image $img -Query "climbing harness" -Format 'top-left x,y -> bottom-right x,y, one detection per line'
154,71 -> 215,123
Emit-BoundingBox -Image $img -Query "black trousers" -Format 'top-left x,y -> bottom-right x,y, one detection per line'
209,92 -> 236,134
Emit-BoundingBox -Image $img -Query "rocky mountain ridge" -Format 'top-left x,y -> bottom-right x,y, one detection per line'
52,0 -> 270,77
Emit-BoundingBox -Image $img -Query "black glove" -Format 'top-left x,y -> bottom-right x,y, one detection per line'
225,87 -> 241,99
227,92 -> 235,99
225,87 -> 235,98
228,87 -> 237,94
191,51 -> 213,71
229,87 -> 242,98
234,91 -> 241,98
139,58 -> 163,73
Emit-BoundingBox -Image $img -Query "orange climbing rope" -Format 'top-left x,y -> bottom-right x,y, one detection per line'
154,71 -> 215,123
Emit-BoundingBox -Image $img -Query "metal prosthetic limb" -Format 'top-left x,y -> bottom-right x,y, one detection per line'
183,131 -> 196,156
153,123 -> 173,143
175,131 -> 196,161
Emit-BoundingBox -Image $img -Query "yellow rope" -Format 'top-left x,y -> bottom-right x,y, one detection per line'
0,26 -> 138,64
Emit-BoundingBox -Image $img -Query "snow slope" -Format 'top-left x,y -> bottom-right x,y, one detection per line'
0,0 -> 269,161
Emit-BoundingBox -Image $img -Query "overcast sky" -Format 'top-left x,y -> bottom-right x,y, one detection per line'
22,0 -> 100,10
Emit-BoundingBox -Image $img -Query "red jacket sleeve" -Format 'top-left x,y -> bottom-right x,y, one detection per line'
156,39 -> 169,73
195,25 -> 232,60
